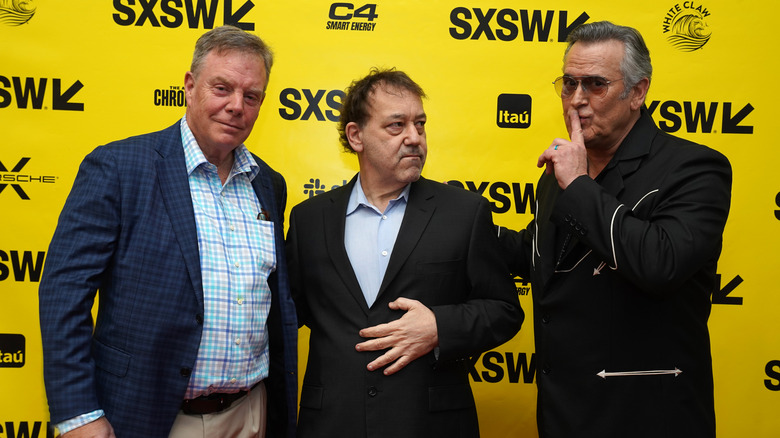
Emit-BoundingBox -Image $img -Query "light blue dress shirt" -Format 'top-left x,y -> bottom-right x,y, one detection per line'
344,175 -> 409,307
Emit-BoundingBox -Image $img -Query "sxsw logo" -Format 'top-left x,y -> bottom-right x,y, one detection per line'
647,100 -> 753,134
112,0 -> 255,30
0,76 -> 84,111
279,88 -> 344,122
0,334 -> 25,368
449,7 -> 588,42
497,94 -> 531,129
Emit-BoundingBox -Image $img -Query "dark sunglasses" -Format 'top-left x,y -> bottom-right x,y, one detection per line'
553,75 -> 623,98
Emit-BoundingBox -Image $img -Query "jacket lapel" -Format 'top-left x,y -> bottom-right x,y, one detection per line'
324,176 -> 370,314
376,178 -> 435,301
155,123 -> 204,309
532,179 -> 560,292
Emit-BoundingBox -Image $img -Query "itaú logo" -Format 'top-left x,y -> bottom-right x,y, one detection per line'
0,334 -> 25,368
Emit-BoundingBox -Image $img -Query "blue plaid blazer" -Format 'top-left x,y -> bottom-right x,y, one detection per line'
39,122 -> 298,438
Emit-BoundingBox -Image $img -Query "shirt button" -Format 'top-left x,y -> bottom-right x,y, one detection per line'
235,338 -> 241,345
367,386 -> 378,397
234,262 -> 240,268
381,250 -> 388,256
237,298 -> 244,305
230,225 -> 235,231
382,215 -> 387,220
230,378 -> 237,384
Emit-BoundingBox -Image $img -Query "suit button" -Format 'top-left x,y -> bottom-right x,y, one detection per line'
180,367 -> 192,377
541,314 -> 550,324
195,314 -> 204,325
542,366 -> 551,375
367,386 -> 378,397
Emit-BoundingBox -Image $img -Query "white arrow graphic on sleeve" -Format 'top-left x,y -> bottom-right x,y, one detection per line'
597,368 -> 682,379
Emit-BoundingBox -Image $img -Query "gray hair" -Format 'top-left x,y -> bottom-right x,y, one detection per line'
565,21 -> 652,99
190,26 -> 273,90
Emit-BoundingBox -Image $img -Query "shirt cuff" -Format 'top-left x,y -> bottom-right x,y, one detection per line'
56,410 -> 105,435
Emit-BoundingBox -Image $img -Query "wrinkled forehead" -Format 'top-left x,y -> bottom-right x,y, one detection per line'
563,40 -> 624,76
366,84 -> 424,115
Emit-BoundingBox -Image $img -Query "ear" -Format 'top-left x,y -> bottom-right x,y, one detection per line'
629,77 -> 650,111
345,122 -> 363,153
184,71 -> 195,106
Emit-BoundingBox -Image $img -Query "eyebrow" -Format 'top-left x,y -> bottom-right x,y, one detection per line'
211,76 -> 263,95
385,112 -> 426,120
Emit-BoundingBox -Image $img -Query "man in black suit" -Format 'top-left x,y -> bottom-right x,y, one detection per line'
497,21 -> 731,437
286,68 -> 523,437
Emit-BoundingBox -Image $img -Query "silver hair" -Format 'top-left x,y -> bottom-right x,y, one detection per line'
564,21 -> 652,99
190,26 -> 273,90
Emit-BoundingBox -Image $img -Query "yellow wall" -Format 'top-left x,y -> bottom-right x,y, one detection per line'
1,0 -> 777,436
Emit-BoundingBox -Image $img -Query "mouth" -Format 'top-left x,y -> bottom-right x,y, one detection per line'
218,120 -> 244,131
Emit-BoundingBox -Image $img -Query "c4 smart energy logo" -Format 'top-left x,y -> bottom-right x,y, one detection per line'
0,0 -> 35,26
662,2 -> 712,51
325,3 -> 378,32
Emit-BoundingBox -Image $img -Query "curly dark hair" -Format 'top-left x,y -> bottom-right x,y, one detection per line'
337,67 -> 426,153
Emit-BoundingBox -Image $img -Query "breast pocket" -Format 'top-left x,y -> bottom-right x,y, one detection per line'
413,259 -> 466,302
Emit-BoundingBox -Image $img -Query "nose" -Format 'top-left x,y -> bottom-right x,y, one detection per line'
568,81 -> 588,107
403,123 -> 422,146
225,91 -> 244,116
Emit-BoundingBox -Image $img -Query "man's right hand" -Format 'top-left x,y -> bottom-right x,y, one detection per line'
62,417 -> 116,438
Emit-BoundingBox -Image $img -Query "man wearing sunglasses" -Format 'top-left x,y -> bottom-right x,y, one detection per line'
497,21 -> 731,437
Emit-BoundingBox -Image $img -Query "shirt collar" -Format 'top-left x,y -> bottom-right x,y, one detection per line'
180,115 -> 259,181
347,173 -> 411,216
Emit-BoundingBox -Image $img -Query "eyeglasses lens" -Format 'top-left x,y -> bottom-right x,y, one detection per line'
554,76 -> 609,98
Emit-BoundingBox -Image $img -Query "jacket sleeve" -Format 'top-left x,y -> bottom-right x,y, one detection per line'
432,197 -> 524,360
38,145 -> 121,423
553,146 -> 732,295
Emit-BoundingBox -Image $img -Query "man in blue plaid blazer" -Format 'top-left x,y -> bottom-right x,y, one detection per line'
38,26 -> 297,438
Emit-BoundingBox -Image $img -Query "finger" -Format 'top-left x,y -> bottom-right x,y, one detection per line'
388,297 -> 415,311
568,108 -> 584,145
366,349 -> 400,372
358,322 -> 392,338
537,153 -> 554,175
381,356 -> 409,376
355,334 -> 396,352
537,151 -> 550,168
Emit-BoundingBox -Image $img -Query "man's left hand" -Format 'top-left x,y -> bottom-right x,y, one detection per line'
356,297 -> 439,376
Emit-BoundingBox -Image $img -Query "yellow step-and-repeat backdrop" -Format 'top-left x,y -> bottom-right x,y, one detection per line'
1,0 -> 777,436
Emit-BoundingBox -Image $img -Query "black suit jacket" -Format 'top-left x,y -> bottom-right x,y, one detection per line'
499,109 -> 732,438
286,176 -> 523,438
